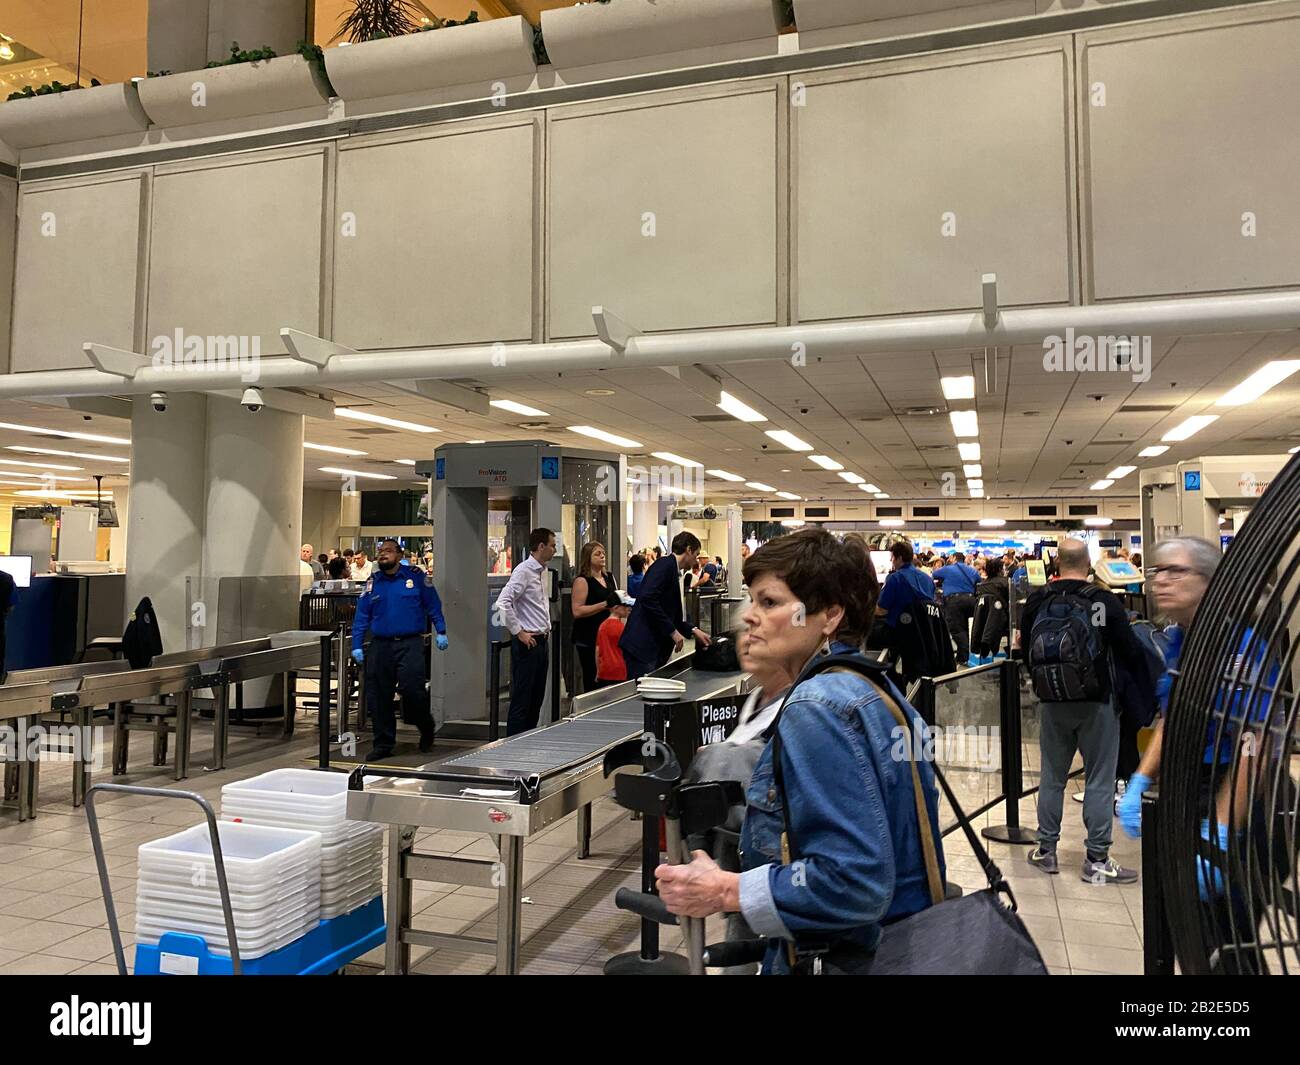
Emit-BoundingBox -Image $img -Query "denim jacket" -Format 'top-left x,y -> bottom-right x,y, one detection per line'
737,662 -> 946,974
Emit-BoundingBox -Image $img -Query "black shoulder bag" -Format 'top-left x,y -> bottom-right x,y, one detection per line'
768,653 -> 1048,975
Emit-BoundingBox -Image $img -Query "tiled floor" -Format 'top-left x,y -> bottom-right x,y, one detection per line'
0,692 -> 1148,976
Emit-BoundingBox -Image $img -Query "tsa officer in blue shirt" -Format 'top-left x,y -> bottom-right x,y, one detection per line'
351,538 -> 448,760
875,540 -> 936,629
932,550 -> 981,665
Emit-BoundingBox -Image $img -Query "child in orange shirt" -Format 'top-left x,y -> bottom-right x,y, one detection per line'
595,604 -> 631,686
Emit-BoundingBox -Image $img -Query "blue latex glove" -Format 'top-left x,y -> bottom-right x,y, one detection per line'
1197,820 -> 1231,901
435,634 -> 449,651
351,648 -> 364,665
1117,772 -> 1151,838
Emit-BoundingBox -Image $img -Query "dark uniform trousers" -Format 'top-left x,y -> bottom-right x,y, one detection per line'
365,634 -> 434,750
506,633 -> 549,737
943,593 -> 976,663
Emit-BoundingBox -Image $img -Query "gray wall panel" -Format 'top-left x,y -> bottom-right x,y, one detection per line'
12,175 -> 143,372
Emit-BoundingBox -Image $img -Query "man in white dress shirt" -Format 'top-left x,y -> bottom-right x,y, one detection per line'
495,527 -> 558,735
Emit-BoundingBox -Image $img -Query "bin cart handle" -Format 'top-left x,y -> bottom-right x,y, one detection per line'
85,782 -> 242,976
347,763 -> 542,804
614,887 -> 678,926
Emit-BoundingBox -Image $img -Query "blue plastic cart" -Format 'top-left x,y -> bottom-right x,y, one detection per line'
86,782 -> 385,975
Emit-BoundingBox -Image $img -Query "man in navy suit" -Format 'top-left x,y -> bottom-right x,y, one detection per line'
620,530 -> 713,679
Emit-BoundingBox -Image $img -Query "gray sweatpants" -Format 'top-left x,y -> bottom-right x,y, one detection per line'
1036,699 -> 1119,858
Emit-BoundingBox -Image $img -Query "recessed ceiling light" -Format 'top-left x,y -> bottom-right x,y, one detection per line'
337,408 -> 439,433
1084,517 -> 1114,527
949,410 -> 979,438
809,455 -> 843,471
958,442 -> 981,461
1215,360 -> 1300,406
967,479 -> 984,489
745,481 -> 776,492
6,446 -> 129,464
318,466 -> 397,480
651,451 -> 703,468
873,492 -> 888,499
0,470 -> 85,481
969,488 -> 985,498
1161,414 -> 1218,442
0,458 -> 82,471
717,391 -> 767,423
839,472 -> 865,484
0,421 -> 129,445
1138,445 -> 1169,458
941,376 -> 976,400
1090,479 -> 1114,490
568,425 -> 642,448
862,484 -> 882,494
304,442 -> 367,457
1107,465 -> 1136,479
765,429 -> 813,452
978,518 -> 1006,527
780,518 -> 805,528
963,464 -> 982,478
879,519 -> 905,528
394,459 -> 417,466
583,388 -> 616,397
706,469 -> 745,482
775,491 -> 801,501
490,399 -> 549,417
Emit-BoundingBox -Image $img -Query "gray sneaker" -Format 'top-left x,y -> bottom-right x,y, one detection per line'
1082,856 -> 1138,884
1028,847 -> 1059,874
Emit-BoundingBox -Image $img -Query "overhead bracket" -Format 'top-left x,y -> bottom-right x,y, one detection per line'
84,342 -> 150,379
281,328 -> 356,367
389,379 -> 491,417
592,306 -> 640,356
981,273 -> 999,329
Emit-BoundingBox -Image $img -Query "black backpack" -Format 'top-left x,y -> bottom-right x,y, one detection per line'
1027,588 -> 1105,702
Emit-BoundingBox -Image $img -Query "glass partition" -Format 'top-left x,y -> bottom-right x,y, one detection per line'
0,1 -> 147,95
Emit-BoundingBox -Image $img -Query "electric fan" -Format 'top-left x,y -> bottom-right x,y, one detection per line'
1158,453 -> 1298,974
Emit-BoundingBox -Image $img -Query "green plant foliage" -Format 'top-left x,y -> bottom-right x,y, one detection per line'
333,0 -> 422,43
777,0 -> 795,28
6,77 -> 100,101
295,40 -> 335,95
532,24 -> 550,66
146,69 -> 173,78
205,42 -> 277,68
421,11 -> 480,31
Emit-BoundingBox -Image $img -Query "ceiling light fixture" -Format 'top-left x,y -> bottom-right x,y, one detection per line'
969,488 -> 986,499
809,455 -> 843,471
879,519 -> 905,528
1084,517 -> 1114,527
873,492 -> 889,499
336,409 -> 439,433
1161,414 -> 1218,442
963,464 -> 982,478
0,458 -> 82,471
568,425 -> 642,448
1214,360 -> 1300,407
941,376 -> 976,400
775,491 -> 801,501
650,451 -> 703,468
717,391 -> 767,423
764,429 -> 813,452
977,518 -> 1006,527
394,459 -> 417,466
318,466 -> 397,481
949,410 -> 979,438
780,518 -> 805,528
490,399 -> 549,417
957,442 -> 982,461
706,469 -> 745,482
1138,445 -> 1170,458
745,481 -> 776,492
862,484 -> 882,494
967,479 -> 984,489
1107,465 -> 1137,479
1090,479 -> 1114,490
304,442 -> 367,457
6,446 -> 129,464
839,472 -> 865,484
0,421 -> 129,446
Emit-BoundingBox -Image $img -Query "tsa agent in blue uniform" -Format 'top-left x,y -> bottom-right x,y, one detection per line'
932,551 -> 980,665
351,538 -> 449,760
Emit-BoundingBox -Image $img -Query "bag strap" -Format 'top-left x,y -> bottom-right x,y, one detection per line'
768,652 -> 1012,900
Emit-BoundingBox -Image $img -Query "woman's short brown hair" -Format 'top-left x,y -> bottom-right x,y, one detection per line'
743,529 -> 880,645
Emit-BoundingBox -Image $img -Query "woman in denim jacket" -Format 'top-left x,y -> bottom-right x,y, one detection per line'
656,529 -> 946,973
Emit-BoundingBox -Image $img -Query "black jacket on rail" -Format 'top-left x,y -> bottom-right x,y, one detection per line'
122,596 -> 163,668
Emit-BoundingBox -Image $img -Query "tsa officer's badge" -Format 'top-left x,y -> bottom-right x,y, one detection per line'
405,578 -> 414,589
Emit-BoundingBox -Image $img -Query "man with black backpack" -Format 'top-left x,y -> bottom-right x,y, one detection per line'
1017,539 -> 1152,884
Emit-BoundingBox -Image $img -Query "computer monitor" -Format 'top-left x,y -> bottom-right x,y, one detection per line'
869,551 -> 893,576
0,554 -> 33,588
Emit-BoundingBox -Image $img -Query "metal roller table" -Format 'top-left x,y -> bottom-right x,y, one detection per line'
0,680 -> 57,820
346,657 -> 748,975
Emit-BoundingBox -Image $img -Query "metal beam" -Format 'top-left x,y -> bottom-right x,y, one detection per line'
388,378 -> 491,417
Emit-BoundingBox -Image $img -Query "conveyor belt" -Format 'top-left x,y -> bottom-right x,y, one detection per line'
438,668 -> 739,778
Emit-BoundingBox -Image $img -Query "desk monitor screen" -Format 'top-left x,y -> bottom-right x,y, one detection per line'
0,554 -> 33,587
869,551 -> 892,577
1102,560 -> 1141,581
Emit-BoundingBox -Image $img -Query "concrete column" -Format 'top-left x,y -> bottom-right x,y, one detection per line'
206,0 -> 310,62
431,479 -> 487,727
201,396 -> 304,645
108,485 -> 130,569
125,393 -> 207,653
631,486 -> 660,555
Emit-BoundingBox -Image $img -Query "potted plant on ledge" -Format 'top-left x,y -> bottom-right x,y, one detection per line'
0,77 -> 149,150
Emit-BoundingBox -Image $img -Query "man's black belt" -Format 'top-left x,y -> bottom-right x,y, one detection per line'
371,632 -> 424,642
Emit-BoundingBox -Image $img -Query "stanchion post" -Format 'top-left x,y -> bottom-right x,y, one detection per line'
982,658 -> 1037,845
489,640 -> 503,741
318,631 -> 332,769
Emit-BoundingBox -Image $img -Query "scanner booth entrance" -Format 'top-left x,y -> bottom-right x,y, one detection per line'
420,441 -> 623,737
